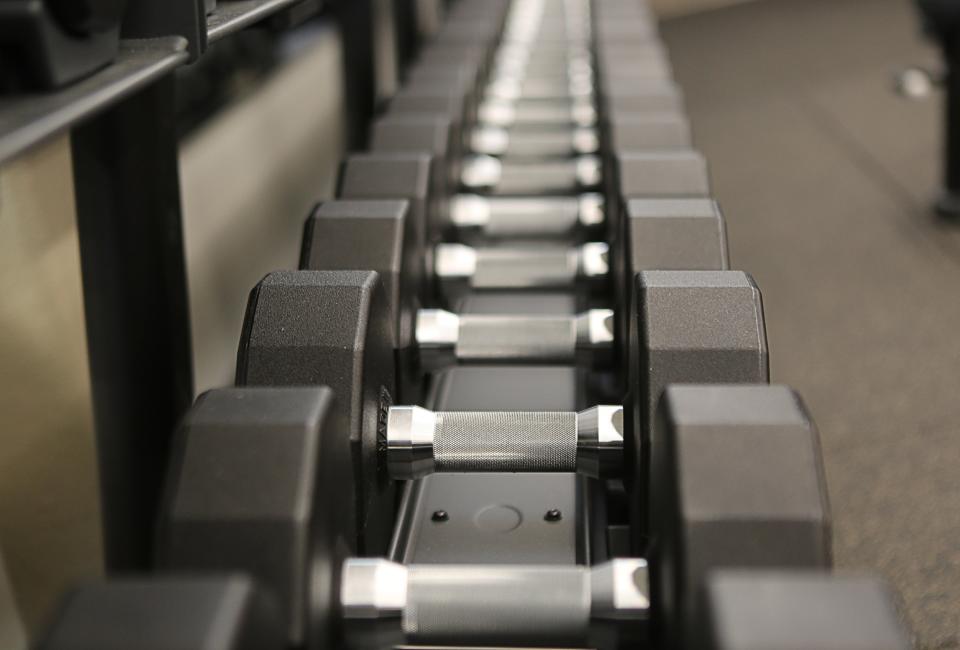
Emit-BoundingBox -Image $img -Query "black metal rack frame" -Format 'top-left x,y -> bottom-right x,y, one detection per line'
0,0 -> 425,573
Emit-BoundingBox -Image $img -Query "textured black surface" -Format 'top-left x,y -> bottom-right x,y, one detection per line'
661,1 -> 959,645
370,113 -> 459,211
628,270 -> 769,544
236,270 -> 396,555
395,365 -> 584,565
608,112 -> 692,151
40,576 -> 283,650
156,387 -> 337,647
337,152 -> 436,282
616,150 -> 711,197
626,198 -> 729,272
650,385 -> 831,649
301,200 -> 421,402
705,571 -> 912,650
387,85 -> 468,161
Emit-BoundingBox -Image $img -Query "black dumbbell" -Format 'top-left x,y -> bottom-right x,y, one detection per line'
368,127 -> 712,244
147,382 -> 827,649
39,560 -> 913,650
233,267 -> 768,555
335,152 -> 714,290
335,154 -> 613,301
370,117 -> 608,238
47,384 -> 908,648
300,198 -> 728,378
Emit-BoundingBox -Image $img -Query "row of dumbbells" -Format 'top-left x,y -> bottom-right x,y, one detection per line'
38,1 -> 912,649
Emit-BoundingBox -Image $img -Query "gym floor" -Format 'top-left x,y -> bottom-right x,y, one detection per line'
661,0 -> 959,646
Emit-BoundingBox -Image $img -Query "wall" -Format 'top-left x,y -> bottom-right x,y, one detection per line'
181,27 -> 346,394
0,136 -> 101,642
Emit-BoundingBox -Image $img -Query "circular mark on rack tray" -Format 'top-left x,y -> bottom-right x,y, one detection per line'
474,504 -> 522,533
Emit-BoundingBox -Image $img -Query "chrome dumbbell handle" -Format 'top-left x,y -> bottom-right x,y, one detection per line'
471,125 -> 599,157
461,154 -> 602,194
342,558 -> 648,649
386,405 -> 624,479
416,308 -> 613,368
479,98 -> 597,127
435,242 -> 608,289
450,193 -> 604,238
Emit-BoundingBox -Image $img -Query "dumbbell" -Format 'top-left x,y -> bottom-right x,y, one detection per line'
369,116 -> 609,236
327,158 -> 721,381
235,267 -> 768,555
41,568 -> 913,650
334,155 -> 613,303
300,198 -> 728,380
144,382 -> 829,649
367,126 -> 710,243
401,18 -> 675,164
336,151 -> 713,281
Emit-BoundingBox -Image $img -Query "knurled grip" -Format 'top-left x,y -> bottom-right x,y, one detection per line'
502,130 -> 581,157
340,558 -> 649,649
433,411 -> 577,472
485,198 -> 580,237
455,315 -> 577,362
472,247 -> 579,288
404,565 -> 590,644
386,406 -> 624,479
494,161 -> 581,195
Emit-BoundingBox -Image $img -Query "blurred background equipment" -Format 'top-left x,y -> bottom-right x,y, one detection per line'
900,0 -> 960,216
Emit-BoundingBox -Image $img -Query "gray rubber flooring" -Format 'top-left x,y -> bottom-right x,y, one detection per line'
661,1 -> 959,646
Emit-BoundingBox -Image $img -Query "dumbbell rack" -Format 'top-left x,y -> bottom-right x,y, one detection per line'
37,0 -> 914,648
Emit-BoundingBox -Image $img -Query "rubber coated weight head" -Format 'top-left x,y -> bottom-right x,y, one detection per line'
607,113 -> 692,151
404,63 -> 480,110
603,81 -> 685,114
414,44 -> 490,93
300,200 -> 423,401
626,199 -> 729,272
631,270 -> 768,436
156,387 -> 340,647
608,201 -> 731,393
704,571 -> 913,650
370,114 -> 459,221
371,114 -> 453,167
301,200 -> 416,342
237,271 -> 396,555
617,151 -> 711,198
627,270 -> 769,543
650,385 -> 832,649
338,152 -> 437,262
388,85 -> 471,153
40,576 -> 283,650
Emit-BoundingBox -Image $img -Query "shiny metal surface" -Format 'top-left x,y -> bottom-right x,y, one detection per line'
449,194 -> 605,238
575,405 -> 625,479
340,559 -> 649,648
386,406 -> 624,479
386,406 -> 437,480
434,242 -> 608,289
416,308 -> 613,367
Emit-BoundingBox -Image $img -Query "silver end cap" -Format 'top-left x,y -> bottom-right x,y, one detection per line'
576,405 -> 624,478
386,406 -> 437,480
